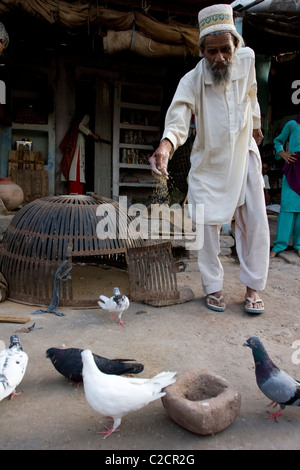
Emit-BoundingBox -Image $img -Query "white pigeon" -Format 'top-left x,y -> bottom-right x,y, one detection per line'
98,286 -> 130,326
0,335 -> 28,402
81,349 -> 176,438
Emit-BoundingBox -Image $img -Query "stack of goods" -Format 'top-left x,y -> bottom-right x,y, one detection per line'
8,148 -> 44,172
8,147 -> 48,202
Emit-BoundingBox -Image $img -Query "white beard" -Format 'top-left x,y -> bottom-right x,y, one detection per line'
207,60 -> 233,92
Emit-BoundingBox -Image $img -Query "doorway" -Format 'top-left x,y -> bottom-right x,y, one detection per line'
75,78 -> 112,197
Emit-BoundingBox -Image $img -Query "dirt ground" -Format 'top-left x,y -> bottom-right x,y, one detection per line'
0,216 -> 300,451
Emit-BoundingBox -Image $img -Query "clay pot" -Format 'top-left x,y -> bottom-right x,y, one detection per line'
0,177 -> 24,211
162,369 -> 241,435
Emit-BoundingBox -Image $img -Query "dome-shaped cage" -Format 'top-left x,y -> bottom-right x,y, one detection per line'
0,194 -> 146,307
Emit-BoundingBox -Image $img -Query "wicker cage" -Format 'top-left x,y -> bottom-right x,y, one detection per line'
0,194 -> 146,307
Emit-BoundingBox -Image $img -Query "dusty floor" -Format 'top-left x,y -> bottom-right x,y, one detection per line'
0,216 -> 300,451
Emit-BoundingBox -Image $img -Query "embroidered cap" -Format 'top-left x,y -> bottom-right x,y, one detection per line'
198,4 -> 237,39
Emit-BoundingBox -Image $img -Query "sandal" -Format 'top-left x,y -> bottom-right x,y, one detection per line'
244,297 -> 264,314
206,294 -> 226,312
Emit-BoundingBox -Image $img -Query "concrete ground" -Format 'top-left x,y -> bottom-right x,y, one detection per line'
0,215 -> 300,450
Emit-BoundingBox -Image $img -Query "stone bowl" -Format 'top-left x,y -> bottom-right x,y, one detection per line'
162,368 -> 241,435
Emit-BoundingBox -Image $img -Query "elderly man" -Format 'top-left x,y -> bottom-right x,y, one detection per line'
149,4 -> 269,314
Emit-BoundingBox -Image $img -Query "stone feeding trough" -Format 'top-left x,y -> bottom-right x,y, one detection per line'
162,369 -> 241,435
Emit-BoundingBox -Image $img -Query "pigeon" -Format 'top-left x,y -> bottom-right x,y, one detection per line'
0,335 -> 28,402
46,347 -> 144,384
244,336 -> 300,421
98,287 -> 130,326
81,349 -> 176,438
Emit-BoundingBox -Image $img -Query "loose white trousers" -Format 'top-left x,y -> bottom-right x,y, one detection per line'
197,151 -> 270,294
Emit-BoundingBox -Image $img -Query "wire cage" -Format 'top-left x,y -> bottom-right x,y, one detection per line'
0,194 -> 146,307
127,242 -> 180,303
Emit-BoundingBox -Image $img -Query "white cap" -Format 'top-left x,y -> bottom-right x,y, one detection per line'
198,4 -> 237,39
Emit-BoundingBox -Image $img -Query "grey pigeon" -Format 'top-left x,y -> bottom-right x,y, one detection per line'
0,335 -> 28,401
98,287 -> 129,326
244,336 -> 300,421
46,347 -> 144,384
81,349 -> 176,438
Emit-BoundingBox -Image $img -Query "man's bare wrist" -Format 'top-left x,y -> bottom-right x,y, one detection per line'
161,138 -> 174,159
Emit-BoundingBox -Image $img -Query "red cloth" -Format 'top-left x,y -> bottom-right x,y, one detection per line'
67,148 -> 84,194
60,115 -> 83,180
68,181 -> 84,194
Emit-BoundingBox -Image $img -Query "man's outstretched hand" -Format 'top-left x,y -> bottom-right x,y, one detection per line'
148,138 -> 173,179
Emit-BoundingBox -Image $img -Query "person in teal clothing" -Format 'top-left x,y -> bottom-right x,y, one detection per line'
270,117 -> 300,258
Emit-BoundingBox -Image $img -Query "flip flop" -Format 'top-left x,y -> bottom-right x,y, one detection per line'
206,294 -> 226,312
244,297 -> 264,314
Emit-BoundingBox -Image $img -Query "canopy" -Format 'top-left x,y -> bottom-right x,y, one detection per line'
0,0 -> 299,57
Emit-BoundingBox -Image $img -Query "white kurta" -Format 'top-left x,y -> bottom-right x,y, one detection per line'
162,47 -> 262,225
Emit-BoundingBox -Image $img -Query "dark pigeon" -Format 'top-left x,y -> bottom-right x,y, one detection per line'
244,336 -> 300,421
46,347 -> 144,383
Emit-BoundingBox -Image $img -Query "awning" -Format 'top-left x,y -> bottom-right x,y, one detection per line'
0,0 -> 200,57
0,0 -> 299,57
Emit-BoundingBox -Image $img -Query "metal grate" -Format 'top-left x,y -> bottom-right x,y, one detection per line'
127,242 -> 180,303
0,194 -> 145,307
